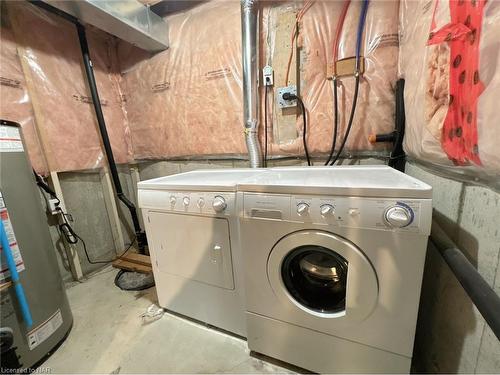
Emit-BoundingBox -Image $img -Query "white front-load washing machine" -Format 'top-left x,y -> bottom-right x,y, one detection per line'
138,169 -> 264,337
237,166 -> 433,373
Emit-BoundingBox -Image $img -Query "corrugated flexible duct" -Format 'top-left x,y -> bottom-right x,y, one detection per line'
241,0 -> 262,168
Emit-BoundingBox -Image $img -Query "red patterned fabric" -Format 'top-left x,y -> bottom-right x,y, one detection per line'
428,0 -> 485,166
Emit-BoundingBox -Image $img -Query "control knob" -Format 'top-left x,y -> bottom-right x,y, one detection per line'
320,204 -> 335,216
212,196 -> 227,213
197,197 -> 205,208
169,195 -> 176,205
296,202 -> 310,215
384,205 -> 413,228
183,196 -> 190,207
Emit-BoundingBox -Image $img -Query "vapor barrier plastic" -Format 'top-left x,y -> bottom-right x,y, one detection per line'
121,0 -> 399,160
400,0 -> 500,181
0,14 -> 48,174
6,2 -> 132,173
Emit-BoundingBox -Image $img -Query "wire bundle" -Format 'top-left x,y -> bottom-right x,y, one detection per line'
326,0 -> 369,166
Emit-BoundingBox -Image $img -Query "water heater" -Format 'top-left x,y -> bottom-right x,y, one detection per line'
0,120 -> 72,370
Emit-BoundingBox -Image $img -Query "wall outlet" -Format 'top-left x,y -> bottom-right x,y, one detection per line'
277,85 -> 297,108
263,65 -> 274,86
48,198 -> 60,215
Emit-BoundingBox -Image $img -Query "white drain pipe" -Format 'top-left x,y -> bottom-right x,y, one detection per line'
241,0 -> 262,168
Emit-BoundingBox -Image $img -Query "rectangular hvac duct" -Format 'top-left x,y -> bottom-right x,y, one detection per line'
42,0 -> 169,51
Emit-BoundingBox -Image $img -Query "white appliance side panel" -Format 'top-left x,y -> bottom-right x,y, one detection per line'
148,212 -> 235,290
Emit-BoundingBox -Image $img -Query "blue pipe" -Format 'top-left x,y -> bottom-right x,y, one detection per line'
355,0 -> 369,71
0,217 -> 33,328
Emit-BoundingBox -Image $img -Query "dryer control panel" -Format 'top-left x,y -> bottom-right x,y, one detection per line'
139,190 -> 236,217
243,193 -> 432,235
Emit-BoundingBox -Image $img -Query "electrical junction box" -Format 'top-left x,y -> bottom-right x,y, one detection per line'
277,85 -> 297,109
48,198 -> 60,215
263,65 -> 274,86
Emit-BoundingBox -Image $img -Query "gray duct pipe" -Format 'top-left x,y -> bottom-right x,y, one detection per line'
241,0 -> 263,168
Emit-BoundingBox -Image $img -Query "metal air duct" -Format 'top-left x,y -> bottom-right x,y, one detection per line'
40,0 -> 169,52
241,0 -> 262,168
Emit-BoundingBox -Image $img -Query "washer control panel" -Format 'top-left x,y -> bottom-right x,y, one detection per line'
139,190 -> 235,217
243,193 -> 432,234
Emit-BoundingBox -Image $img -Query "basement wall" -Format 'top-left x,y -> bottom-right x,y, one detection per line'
406,162 -> 500,373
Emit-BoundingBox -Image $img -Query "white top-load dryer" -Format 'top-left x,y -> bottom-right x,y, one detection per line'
138,169 -> 264,336
237,166 -> 432,373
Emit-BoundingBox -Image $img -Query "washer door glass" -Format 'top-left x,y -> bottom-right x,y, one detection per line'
281,245 -> 348,314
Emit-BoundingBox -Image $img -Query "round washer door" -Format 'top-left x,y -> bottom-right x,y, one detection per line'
267,230 -> 378,321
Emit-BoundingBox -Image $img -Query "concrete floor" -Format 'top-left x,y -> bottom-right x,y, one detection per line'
44,267 -> 293,374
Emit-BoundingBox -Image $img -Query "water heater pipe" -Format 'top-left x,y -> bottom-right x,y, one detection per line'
76,24 -> 147,253
241,0 -> 262,168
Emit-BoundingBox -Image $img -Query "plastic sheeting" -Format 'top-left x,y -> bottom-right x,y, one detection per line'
121,1 -> 246,159
400,0 -> 500,179
279,0 -> 399,154
5,2 -> 132,173
121,0 -> 400,160
0,12 -> 47,174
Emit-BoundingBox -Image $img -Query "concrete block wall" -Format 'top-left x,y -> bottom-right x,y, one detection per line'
406,162 -> 500,373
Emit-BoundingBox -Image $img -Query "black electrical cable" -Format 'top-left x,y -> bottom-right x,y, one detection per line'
33,170 -> 60,204
329,74 -> 360,166
298,97 -> 311,166
35,180 -> 135,265
282,92 -> 311,166
56,206 -> 135,265
264,86 -> 269,168
324,78 -> 339,165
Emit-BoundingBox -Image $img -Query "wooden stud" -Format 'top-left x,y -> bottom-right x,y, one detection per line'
272,7 -> 299,144
100,167 -> 125,254
49,172 -> 84,281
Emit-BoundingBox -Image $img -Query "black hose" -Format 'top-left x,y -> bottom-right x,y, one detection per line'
431,220 -> 500,341
389,79 -> 406,171
324,78 -> 339,165
330,74 -> 360,165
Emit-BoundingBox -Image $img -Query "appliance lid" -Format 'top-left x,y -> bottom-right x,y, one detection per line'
237,166 -> 432,198
137,168 -> 265,192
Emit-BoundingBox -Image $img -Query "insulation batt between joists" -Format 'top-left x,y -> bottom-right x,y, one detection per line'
120,0 -> 399,159
0,11 -> 48,174
2,2 -> 132,173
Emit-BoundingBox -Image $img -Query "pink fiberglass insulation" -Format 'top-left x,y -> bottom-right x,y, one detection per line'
7,2 -> 132,172
400,0 -> 500,178
121,0 -> 247,159
121,0 -> 399,160
0,17 -> 48,174
276,0 -> 399,154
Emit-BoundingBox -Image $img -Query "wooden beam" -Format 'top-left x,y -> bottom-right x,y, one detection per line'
112,258 -> 152,274
49,172 -> 84,281
100,167 -> 125,254
272,7 -> 299,144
